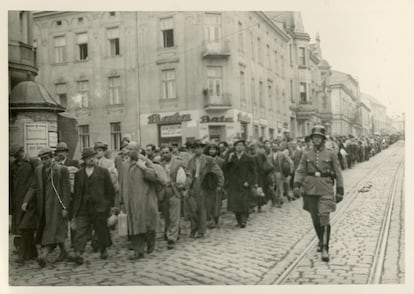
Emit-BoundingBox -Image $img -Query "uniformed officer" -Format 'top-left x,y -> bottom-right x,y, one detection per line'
293,125 -> 344,262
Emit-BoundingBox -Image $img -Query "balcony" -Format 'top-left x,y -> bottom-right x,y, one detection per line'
296,102 -> 316,120
204,93 -> 232,111
9,41 -> 38,73
202,40 -> 231,58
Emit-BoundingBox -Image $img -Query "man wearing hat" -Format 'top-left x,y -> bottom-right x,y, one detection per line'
224,139 -> 257,228
9,144 -> 39,263
22,147 -> 71,267
293,125 -> 344,262
55,142 -> 79,168
187,140 -> 223,238
69,147 -> 116,264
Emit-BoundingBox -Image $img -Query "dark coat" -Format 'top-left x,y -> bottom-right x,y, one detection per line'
72,165 -> 116,217
224,152 -> 257,213
24,163 -> 71,245
10,158 -> 38,233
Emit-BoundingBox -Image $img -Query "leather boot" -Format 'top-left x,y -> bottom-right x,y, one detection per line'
321,225 -> 331,262
313,223 -> 323,252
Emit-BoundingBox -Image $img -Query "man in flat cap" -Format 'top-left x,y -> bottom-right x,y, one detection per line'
55,142 -> 79,168
9,144 -> 39,264
187,140 -> 223,238
69,147 -> 116,264
22,147 -> 71,267
224,139 -> 257,228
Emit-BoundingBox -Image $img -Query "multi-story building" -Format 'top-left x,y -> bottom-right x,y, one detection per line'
33,11 -> 293,151
361,92 -> 387,135
329,70 -> 361,136
360,101 -> 372,136
389,112 -> 405,134
267,12 -> 330,138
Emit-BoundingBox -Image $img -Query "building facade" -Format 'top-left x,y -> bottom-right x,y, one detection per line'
361,92 -> 387,135
33,11 -> 295,151
329,70 -> 361,136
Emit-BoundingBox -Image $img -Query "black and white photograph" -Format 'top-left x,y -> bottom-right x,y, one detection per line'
4,0 -> 412,291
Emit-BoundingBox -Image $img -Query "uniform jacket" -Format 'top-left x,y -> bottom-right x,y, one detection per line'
224,152 -> 257,213
24,162 -> 71,245
72,165 -> 116,217
294,146 -> 344,196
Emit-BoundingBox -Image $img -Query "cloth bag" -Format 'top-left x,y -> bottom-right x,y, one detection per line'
117,211 -> 128,236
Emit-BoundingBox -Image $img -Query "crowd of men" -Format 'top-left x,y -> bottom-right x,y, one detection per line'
9,130 -> 400,267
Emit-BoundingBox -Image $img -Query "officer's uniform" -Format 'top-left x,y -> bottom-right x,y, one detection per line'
294,125 -> 344,262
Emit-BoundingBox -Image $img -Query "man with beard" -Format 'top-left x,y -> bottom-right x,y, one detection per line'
224,139 -> 257,228
204,143 -> 225,228
10,145 -> 39,264
159,145 -> 188,249
293,125 -> 344,262
187,140 -> 223,238
68,148 -> 116,265
22,147 -> 71,267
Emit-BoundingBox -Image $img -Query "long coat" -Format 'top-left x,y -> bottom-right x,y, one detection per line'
72,165 -> 115,217
121,160 -> 160,235
24,163 -> 71,245
10,158 -> 38,233
224,152 -> 257,213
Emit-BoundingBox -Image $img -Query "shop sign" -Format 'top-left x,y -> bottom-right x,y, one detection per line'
200,115 -> 234,123
160,124 -> 182,138
237,112 -> 251,123
148,112 -> 191,125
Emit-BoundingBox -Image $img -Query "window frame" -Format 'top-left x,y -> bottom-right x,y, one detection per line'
108,76 -> 122,105
110,122 -> 122,151
160,17 -> 175,48
53,35 -> 66,63
76,32 -> 88,61
77,80 -> 89,108
205,13 -> 222,42
78,124 -> 90,150
161,68 -> 177,99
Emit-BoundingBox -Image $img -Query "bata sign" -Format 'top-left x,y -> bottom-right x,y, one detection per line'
200,115 -> 234,123
148,112 -> 192,124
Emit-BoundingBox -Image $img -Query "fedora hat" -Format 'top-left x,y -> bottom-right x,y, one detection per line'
56,142 -> 69,152
82,147 -> 97,159
233,139 -> 246,147
193,139 -> 206,148
94,142 -> 108,151
38,147 -> 54,158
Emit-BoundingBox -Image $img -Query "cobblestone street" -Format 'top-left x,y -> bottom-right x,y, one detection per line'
9,142 -> 405,286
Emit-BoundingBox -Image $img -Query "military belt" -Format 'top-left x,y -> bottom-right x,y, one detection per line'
307,172 -> 333,178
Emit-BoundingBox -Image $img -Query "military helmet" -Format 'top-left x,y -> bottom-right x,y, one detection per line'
310,125 -> 327,139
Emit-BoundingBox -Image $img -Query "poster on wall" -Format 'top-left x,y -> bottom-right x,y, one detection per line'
48,132 -> 58,148
160,124 -> 182,138
24,123 -> 49,157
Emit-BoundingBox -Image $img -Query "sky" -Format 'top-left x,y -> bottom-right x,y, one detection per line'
299,0 -> 414,114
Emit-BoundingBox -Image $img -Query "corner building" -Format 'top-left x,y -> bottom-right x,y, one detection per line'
33,11 -> 293,151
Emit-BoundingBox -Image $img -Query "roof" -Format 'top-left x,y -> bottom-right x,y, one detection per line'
361,92 -> 386,108
9,80 -> 65,112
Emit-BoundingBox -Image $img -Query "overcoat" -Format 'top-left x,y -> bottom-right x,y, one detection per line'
10,158 -> 38,233
121,160 -> 160,235
24,162 -> 71,245
224,152 -> 257,213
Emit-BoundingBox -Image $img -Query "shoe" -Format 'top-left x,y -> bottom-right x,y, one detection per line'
100,249 -> 108,260
129,253 -> 144,260
37,257 -> 46,268
240,223 -> 246,228
167,240 -> 175,250
147,244 -> 155,254
196,233 -> 205,239
190,230 -> 197,238
321,246 -> 329,262
56,250 -> 68,262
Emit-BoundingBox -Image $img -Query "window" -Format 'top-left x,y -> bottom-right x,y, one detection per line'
207,67 -> 222,97
240,71 -> 246,105
109,11 -> 116,16
261,126 -> 265,138
238,22 -> 244,52
268,82 -> 273,110
110,122 -> 122,151
257,37 -> 262,64
160,18 -> 174,48
250,31 -> 255,61
266,44 -> 271,68
161,69 -> 176,99
79,125 -> 90,150
55,83 -> 67,108
269,128 -> 274,140
300,82 -> 307,103
299,47 -> 306,66
77,80 -> 89,107
109,76 -> 121,104
76,33 -> 88,60
259,81 -> 264,108
290,80 -> 294,103
205,14 -> 221,42
274,51 -> 278,75
289,44 -> 293,66
54,36 -> 66,63
254,125 -> 259,139
107,27 -> 120,56
251,78 -> 256,106
275,86 -> 280,112
56,20 -> 62,26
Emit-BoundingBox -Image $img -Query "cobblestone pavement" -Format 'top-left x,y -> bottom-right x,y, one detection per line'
9,142 -> 405,286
